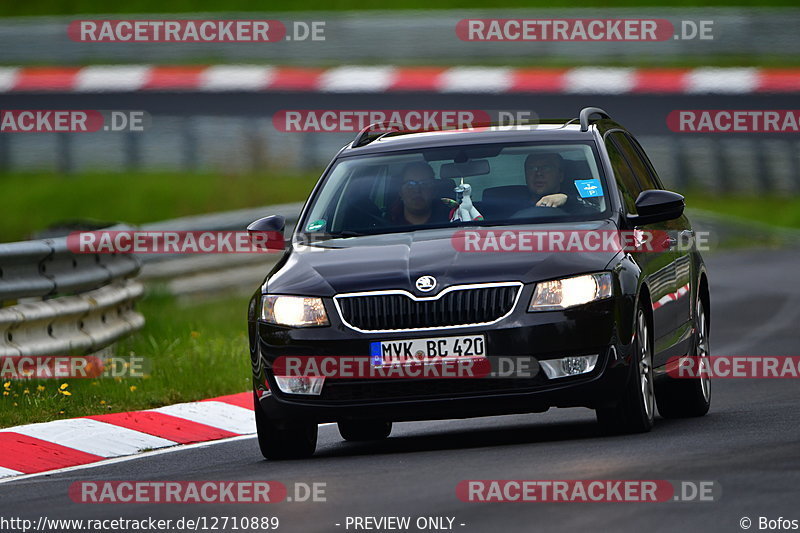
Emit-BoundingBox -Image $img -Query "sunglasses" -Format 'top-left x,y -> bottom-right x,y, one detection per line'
526,164 -> 559,173
402,180 -> 435,189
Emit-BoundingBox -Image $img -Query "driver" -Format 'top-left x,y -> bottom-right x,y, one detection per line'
523,152 -> 582,211
389,161 -> 451,226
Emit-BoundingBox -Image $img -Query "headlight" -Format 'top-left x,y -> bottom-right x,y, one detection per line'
529,272 -> 613,311
261,295 -> 329,327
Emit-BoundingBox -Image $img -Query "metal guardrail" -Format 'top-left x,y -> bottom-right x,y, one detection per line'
137,203 -> 303,297
0,225 -> 140,302
0,226 -> 144,357
0,281 -> 144,357
4,115 -> 799,195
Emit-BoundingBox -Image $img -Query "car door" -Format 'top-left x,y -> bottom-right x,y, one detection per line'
618,133 -> 694,334
604,132 -> 677,347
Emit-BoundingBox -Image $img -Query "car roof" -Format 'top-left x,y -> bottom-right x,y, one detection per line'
339,119 -> 624,157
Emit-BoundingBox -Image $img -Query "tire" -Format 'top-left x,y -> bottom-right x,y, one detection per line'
655,298 -> 711,418
338,420 -> 392,442
596,304 -> 655,435
254,394 -> 317,460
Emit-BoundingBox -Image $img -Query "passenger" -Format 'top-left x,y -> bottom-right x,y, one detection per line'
389,161 -> 452,226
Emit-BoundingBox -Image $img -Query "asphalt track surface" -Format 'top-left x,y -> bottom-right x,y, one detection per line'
1,246 -> 799,533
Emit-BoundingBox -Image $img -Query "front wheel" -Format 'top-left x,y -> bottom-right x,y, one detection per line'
596,304 -> 655,435
655,298 -> 711,418
254,394 -> 317,460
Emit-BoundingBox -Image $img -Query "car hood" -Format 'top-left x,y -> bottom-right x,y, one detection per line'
266,220 -> 621,296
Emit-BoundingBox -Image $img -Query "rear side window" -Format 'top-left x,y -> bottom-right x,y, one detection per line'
611,132 -> 661,191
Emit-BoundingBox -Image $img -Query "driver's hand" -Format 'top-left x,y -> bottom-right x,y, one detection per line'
536,193 -> 567,208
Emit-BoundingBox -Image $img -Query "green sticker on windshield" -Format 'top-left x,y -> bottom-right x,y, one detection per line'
306,219 -> 326,232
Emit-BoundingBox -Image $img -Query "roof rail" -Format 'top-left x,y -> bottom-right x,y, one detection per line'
351,122 -> 405,148
579,107 -> 611,132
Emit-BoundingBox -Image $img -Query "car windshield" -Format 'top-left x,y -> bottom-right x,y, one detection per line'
300,141 -> 609,238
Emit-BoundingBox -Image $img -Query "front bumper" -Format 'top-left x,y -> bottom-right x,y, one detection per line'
252,295 -> 634,423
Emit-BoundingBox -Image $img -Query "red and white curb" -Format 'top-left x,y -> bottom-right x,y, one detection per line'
0,392 -> 255,480
2,65 -> 800,93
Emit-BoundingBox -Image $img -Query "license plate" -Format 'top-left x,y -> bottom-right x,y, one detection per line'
370,335 -> 486,366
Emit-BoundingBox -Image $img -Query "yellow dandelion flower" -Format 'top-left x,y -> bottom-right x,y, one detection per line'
100,400 -> 106,405
37,385 -> 46,392
2,391 -> 8,396
3,382 -> 10,390
59,390 -> 72,396
129,385 -> 137,392
59,383 -> 69,391
190,331 -> 200,338
23,389 -> 29,394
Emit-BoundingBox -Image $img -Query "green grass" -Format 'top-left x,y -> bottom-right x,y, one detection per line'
685,193 -> 800,230
0,171 -> 319,242
2,0 -> 799,17
0,291 -> 252,428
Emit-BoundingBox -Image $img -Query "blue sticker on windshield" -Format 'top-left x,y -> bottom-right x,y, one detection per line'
575,179 -> 604,198
370,342 -> 382,366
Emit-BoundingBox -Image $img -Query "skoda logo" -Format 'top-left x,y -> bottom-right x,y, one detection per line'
415,275 -> 437,292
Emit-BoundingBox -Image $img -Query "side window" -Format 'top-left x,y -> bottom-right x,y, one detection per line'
628,134 -> 665,189
605,135 -> 640,214
612,132 -> 660,191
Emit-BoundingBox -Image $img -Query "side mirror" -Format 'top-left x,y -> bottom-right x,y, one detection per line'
247,215 -> 286,252
626,190 -> 684,226
247,215 -> 285,235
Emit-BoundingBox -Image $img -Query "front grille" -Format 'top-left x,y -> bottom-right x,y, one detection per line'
335,283 -> 521,331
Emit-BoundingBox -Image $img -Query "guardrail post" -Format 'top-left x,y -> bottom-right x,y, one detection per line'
792,141 -> 800,192
711,138 -> 728,194
182,116 -> 197,172
56,133 -> 74,175
754,139 -> 772,192
125,131 -> 142,172
0,131 -> 9,172
670,137 -> 690,192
